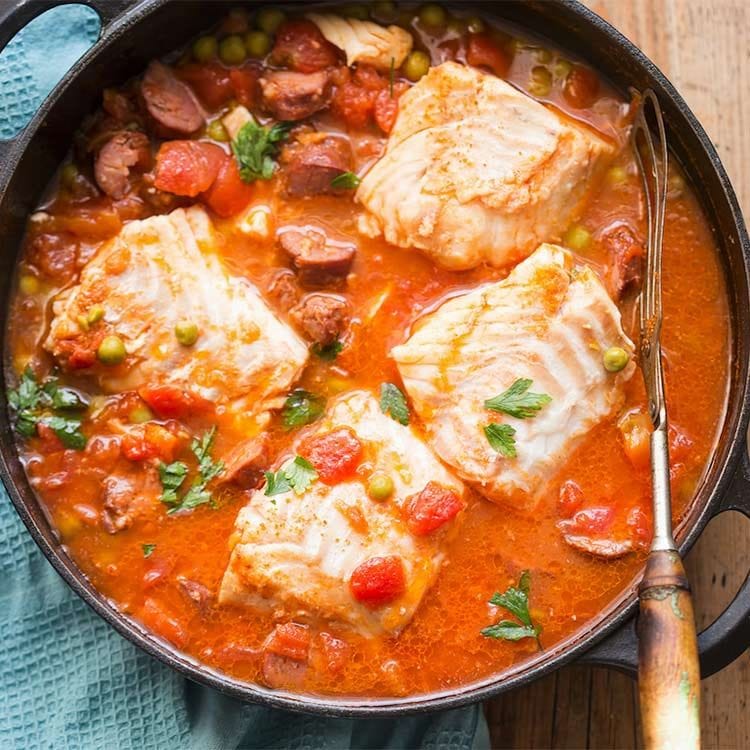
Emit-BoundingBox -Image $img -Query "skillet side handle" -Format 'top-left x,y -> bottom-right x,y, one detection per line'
637,550 -> 701,750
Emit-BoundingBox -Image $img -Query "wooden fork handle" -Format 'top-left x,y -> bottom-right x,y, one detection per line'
638,549 -> 701,749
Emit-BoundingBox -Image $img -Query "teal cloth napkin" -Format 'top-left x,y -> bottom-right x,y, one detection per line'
0,6 -> 490,749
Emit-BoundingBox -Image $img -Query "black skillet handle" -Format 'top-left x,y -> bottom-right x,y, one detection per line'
581,454 -> 750,678
0,0 -> 136,160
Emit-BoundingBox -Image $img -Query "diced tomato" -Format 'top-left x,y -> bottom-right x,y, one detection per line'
141,598 -> 187,647
229,63 -> 260,108
466,33 -> 511,77
563,65 -> 600,109
52,202 -> 123,240
270,20 -> 340,73
374,83 -> 409,134
300,427 -> 363,484
36,421 -> 65,452
121,422 -> 180,462
353,65 -> 387,91
139,384 -> 208,420
404,481 -> 464,536
568,506 -> 614,535
617,410 -> 652,470
202,154 -> 255,218
558,479 -> 585,518
265,623 -> 311,661
67,344 -> 97,370
176,62 -> 233,110
350,556 -> 406,607
154,140 -> 225,197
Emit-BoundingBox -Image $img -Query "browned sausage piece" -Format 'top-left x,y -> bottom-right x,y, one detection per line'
290,293 -> 348,345
101,473 -> 157,534
218,434 -> 268,489
278,226 -> 356,286
602,224 -> 644,299
266,269 -> 301,310
284,136 -> 352,197
94,131 -> 151,199
260,69 -> 332,121
141,61 -> 204,134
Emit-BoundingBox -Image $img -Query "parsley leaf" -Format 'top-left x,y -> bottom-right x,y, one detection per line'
264,456 -> 318,496
190,426 -> 224,485
232,120 -> 292,183
484,423 -> 517,457
282,390 -> 326,430
330,171 -> 361,190
380,382 -> 409,425
40,415 -> 86,450
481,571 -> 541,647
142,543 -> 156,558
484,378 -> 552,419
158,461 -> 188,505
51,386 -> 89,411
311,340 -> 344,361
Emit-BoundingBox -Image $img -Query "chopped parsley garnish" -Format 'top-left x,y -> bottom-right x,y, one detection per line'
7,367 -> 88,448
232,120 -> 292,183
330,171 -> 361,190
264,456 -> 318,496
282,389 -> 326,430
311,340 -> 344,361
484,378 -> 551,419
379,382 -> 409,425
389,56 -> 395,96
481,571 -> 542,647
142,543 -> 156,558
159,427 -> 224,514
484,423 -> 517,458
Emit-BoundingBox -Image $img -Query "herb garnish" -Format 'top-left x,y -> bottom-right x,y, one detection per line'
481,571 -> 542,647
330,171 -> 361,190
483,423 -> 517,458
159,427 -> 224,514
311,340 -> 344,361
7,367 -> 88,449
484,378 -> 552,419
389,56 -> 395,96
264,456 -> 318,496
379,382 -> 409,425
282,389 -> 326,430
142,543 -> 156,558
232,120 -> 292,183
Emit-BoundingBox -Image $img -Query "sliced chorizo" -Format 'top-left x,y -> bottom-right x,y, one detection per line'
260,69 -> 333,121
290,293 -> 348,345
278,226 -> 356,285
94,131 -> 151,199
283,136 -> 352,197
141,61 -> 204,134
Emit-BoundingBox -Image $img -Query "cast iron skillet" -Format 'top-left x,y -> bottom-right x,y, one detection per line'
0,0 -> 748,718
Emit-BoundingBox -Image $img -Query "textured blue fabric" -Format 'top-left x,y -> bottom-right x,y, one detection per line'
0,6 -> 490,749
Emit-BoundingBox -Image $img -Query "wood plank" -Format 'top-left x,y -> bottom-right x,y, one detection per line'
486,1 -> 750,747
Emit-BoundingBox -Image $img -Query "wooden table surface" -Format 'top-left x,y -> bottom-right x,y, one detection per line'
485,1 -> 750,747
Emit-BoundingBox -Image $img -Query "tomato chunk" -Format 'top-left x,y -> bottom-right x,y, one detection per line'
350,556 -> 406,607
300,427 -> 363,484
139,385 -> 208,419
374,83 -> 408,134
202,154 -> 255,218
466,33 -> 511,77
568,506 -> 614,535
404,481 -> 464,535
332,82 -> 378,129
270,20 -> 340,73
121,422 -> 180,462
563,65 -> 600,109
558,479 -> 585,518
154,140 -> 225,197
265,623 -> 311,662
176,63 -> 233,110
229,63 -> 260,108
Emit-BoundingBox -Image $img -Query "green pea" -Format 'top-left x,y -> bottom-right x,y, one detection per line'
529,66 -> 552,97
60,162 -> 79,190
367,472 -> 395,501
342,4 -> 368,20
206,119 -> 229,142
554,58 -> 573,79
128,405 -> 154,424
76,315 -> 89,332
175,320 -> 200,347
256,7 -> 285,34
97,335 -> 127,366
86,305 -> 105,325
371,1 -> 396,22
192,35 -> 218,63
19,274 -> 40,295
564,224 -> 592,251
419,3 -> 446,27
245,30 -> 272,58
404,50 -> 431,82
466,16 -> 486,33
606,166 -> 628,185
603,346 -> 630,373
446,17 -> 466,35
219,34 -> 246,65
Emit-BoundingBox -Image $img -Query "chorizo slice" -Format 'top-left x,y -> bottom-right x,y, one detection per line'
282,135 -> 352,197
260,69 -> 333,121
218,434 -> 268,489
141,61 -> 204,134
278,225 -> 356,285
94,131 -> 151,199
290,293 -> 348,345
